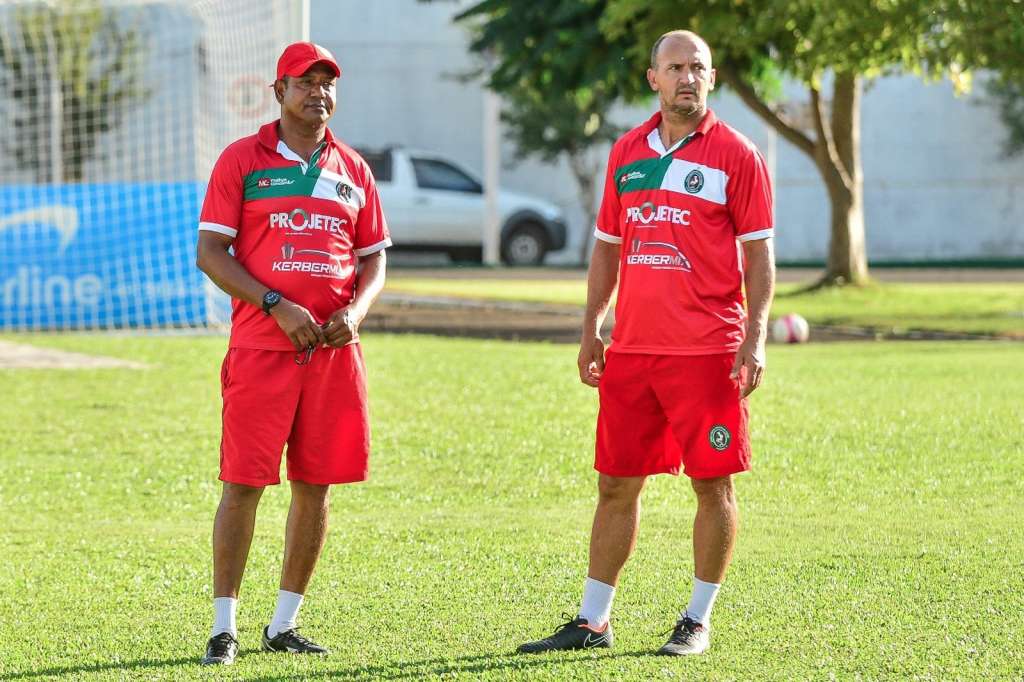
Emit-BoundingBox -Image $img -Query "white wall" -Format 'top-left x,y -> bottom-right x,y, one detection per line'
312,0 -> 1024,264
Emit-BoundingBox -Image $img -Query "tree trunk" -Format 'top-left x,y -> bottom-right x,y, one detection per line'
718,66 -> 870,286
568,152 -> 599,265
819,164 -> 867,285
816,72 -> 868,285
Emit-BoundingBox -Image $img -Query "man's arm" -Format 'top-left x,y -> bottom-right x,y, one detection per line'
322,250 -> 386,347
731,238 -> 776,397
196,231 -> 324,351
578,239 -> 620,387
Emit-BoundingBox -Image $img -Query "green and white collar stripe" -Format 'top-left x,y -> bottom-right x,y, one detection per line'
615,155 -> 728,205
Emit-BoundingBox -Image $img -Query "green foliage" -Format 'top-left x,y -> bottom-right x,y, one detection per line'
0,334 -> 1022,679
986,77 -> 1024,157
457,0 -> 636,105
0,0 -> 150,182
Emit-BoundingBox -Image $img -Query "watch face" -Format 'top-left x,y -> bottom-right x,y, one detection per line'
263,291 -> 281,310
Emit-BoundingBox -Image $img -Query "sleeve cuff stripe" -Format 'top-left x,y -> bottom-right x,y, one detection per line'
354,238 -> 392,256
594,227 -> 623,244
737,228 -> 773,242
199,222 -> 238,237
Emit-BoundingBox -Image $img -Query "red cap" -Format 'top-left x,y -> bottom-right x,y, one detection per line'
275,42 -> 341,80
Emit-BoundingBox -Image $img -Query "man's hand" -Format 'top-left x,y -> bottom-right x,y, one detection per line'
270,299 -> 325,351
322,305 -> 362,347
578,335 -> 606,387
731,335 -> 766,398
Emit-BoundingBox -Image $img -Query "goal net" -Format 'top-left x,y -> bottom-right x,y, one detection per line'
0,0 -> 304,330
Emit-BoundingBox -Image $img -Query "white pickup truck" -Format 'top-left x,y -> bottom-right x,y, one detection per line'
357,147 -> 567,265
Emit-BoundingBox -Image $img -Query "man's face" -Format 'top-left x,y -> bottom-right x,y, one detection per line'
275,63 -> 337,124
647,35 -> 715,118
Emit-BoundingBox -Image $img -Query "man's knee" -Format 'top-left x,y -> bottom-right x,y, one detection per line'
220,481 -> 264,511
597,474 -> 646,505
291,480 -> 331,508
691,475 -> 736,506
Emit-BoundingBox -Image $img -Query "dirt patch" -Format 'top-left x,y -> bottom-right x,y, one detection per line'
388,266 -> 1024,284
0,340 -> 148,369
366,294 -> 1017,344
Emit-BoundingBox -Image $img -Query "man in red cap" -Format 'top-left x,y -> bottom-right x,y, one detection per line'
196,41 -> 391,665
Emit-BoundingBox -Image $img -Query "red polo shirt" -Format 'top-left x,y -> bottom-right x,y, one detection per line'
595,109 -> 773,355
199,121 -> 391,350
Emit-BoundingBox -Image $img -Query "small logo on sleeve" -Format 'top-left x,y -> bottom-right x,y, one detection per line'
709,425 -> 731,451
257,177 -> 271,189
336,181 -> 353,201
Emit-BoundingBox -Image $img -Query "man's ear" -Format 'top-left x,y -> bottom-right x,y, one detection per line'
274,79 -> 286,104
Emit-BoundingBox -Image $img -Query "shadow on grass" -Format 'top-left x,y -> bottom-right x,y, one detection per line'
0,649 -> 264,680
247,650 -> 653,681
0,649 -> 653,681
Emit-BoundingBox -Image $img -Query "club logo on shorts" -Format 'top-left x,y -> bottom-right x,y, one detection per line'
709,425 -> 731,451
336,181 -> 353,201
684,169 -> 704,194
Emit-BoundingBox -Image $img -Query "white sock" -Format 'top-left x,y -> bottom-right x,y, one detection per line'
267,589 -> 304,638
683,576 -> 721,626
212,596 -> 237,638
578,577 -> 615,628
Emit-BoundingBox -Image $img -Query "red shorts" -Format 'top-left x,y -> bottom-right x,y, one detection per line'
596,352 -> 751,479
219,344 -> 370,487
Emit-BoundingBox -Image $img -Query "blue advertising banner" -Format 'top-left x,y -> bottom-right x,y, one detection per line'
0,183 -> 215,329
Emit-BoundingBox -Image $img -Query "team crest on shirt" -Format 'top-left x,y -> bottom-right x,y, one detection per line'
684,169 -> 704,194
709,425 -> 730,451
336,181 -> 353,201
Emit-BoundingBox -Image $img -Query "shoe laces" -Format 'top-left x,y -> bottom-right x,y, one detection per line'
553,612 -> 583,632
208,632 -> 235,655
664,616 -> 702,644
533,613 -> 584,644
278,627 -> 315,647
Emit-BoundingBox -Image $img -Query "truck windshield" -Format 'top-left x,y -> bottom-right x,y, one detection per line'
411,158 -> 482,193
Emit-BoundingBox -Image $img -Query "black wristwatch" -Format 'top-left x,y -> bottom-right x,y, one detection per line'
261,289 -> 282,315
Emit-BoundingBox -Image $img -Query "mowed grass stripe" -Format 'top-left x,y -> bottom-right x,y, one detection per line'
0,334 -> 1021,679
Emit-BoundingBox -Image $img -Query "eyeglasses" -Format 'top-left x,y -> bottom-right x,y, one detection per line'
295,345 -> 315,365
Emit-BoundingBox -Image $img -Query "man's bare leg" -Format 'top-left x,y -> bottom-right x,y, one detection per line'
265,481 -> 331,644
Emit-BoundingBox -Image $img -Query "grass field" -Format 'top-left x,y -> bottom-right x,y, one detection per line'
1,333 -> 1023,680
385,276 -> 1024,337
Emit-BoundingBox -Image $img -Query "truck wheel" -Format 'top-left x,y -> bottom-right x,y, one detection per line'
501,223 -> 547,266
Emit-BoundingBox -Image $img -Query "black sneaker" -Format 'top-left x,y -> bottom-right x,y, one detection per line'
261,626 -> 329,654
517,614 -> 613,654
201,631 -> 238,665
657,616 -> 710,656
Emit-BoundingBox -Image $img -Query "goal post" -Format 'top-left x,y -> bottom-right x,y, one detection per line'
0,0 -> 307,330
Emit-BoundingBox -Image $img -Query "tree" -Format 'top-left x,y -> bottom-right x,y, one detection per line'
968,2 -> 1024,159
496,82 -> 623,263
0,0 -> 150,183
456,1 -> 631,263
986,77 -> 1024,158
461,0 -> 1021,285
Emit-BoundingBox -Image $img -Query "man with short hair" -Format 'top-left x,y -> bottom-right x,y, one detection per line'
517,30 -> 775,657
195,41 -> 390,665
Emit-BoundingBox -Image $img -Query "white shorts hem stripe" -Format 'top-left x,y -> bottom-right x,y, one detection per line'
594,227 -> 623,244
737,229 -> 773,242
199,221 -> 238,238
354,238 -> 392,257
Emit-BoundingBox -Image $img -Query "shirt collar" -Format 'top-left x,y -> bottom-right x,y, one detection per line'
644,109 -> 717,157
257,120 -> 334,172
